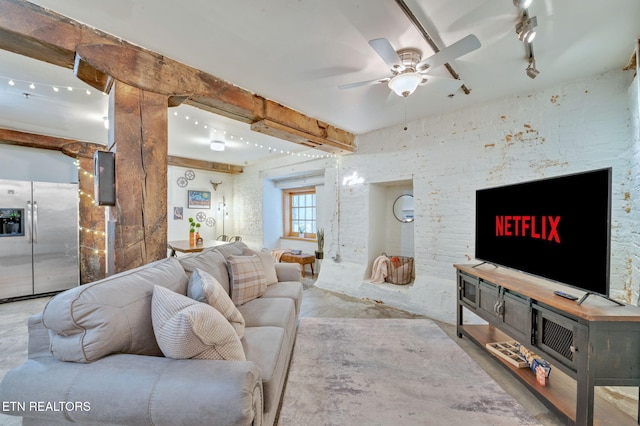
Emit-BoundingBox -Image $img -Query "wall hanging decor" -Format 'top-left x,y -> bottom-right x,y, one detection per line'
188,190 -> 211,209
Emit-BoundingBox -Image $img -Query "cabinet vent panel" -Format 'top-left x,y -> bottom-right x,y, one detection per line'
542,317 -> 574,361
463,281 -> 476,304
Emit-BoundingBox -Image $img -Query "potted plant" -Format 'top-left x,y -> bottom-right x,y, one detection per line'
315,228 -> 324,259
188,217 -> 201,245
298,225 -> 306,238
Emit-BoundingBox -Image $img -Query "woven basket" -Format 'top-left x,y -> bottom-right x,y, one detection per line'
382,253 -> 414,285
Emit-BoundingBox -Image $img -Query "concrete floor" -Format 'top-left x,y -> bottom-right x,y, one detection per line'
0,282 -> 585,426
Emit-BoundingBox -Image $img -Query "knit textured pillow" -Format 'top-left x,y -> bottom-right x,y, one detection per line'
227,255 -> 267,305
151,285 -> 245,360
188,268 -> 245,337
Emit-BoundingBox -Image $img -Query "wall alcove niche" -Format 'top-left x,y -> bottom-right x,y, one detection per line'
367,180 -> 415,283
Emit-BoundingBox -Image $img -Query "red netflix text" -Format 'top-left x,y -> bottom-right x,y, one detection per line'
495,215 -> 561,243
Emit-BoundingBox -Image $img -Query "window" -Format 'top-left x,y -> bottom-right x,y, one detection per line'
284,188 -> 316,238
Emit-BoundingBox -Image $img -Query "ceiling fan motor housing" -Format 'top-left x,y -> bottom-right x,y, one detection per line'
395,48 -> 422,73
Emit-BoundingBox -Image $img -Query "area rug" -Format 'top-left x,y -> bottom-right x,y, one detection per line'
278,318 -> 541,426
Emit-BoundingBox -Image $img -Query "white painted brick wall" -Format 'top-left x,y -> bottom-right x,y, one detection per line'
631,73 -> 640,307
238,69 -> 638,323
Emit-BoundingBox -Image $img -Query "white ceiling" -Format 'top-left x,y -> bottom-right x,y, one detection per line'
0,0 -> 639,166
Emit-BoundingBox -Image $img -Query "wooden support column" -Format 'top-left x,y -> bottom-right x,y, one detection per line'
76,156 -> 107,283
61,142 -> 110,283
107,81 -> 168,273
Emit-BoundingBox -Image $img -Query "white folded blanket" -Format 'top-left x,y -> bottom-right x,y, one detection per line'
368,255 -> 391,284
271,249 -> 291,262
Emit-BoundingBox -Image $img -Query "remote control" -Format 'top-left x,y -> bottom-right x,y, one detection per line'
554,291 -> 579,301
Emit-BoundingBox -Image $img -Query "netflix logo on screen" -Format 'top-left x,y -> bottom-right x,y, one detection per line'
495,215 -> 561,243
475,168 -> 611,296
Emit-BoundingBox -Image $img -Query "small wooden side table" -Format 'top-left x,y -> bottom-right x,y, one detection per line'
279,253 -> 315,277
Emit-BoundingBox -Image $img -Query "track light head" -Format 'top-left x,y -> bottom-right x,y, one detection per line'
513,0 -> 533,8
526,59 -> 540,79
516,16 -> 537,43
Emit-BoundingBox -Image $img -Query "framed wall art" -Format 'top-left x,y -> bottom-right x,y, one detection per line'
173,206 -> 184,220
187,190 -> 211,209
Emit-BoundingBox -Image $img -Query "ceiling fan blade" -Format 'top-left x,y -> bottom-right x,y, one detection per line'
368,38 -> 404,71
338,77 -> 389,90
416,34 -> 481,72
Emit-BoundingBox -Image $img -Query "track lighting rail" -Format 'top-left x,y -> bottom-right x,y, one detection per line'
393,0 -> 472,95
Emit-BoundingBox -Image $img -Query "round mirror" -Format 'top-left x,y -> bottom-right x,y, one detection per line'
393,194 -> 414,223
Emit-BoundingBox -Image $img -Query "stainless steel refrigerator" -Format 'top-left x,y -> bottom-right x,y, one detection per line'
0,179 -> 79,300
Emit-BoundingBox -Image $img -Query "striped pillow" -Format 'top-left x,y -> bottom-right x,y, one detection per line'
151,285 -> 245,360
227,255 -> 267,305
188,268 -> 245,337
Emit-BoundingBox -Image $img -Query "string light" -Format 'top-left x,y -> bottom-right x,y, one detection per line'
78,189 -> 97,203
77,166 -> 93,178
73,162 -> 107,256
79,244 -> 107,255
79,226 -> 107,237
2,75 -> 95,95
170,110 -> 338,159
3,74 -> 339,159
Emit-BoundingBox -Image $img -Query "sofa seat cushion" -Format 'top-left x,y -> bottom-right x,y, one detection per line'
237,297 -> 296,342
151,286 -> 245,361
0,354 -> 262,426
188,268 -> 245,337
179,249 -> 230,294
242,326 -> 289,416
42,257 -> 188,363
261,282 -> 303,315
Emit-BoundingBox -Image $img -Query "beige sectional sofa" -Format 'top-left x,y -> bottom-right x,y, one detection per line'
0,241 -> 302,426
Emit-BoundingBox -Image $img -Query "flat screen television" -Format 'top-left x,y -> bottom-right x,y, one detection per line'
475,168 -> 611,297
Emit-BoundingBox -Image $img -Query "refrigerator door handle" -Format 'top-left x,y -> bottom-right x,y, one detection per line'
26,201 -> 32,243
33,201 -> 38,243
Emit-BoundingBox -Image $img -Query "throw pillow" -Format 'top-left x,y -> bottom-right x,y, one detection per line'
151,285 -> 245,361
188,268 -> 245,337
227,255 -> 267,305
243,248 -> 278,285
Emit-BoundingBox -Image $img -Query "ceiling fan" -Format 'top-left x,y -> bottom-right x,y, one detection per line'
339,34 -> 481,97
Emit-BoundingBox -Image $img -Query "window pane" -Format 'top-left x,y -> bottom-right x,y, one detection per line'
285,189 -> 317,237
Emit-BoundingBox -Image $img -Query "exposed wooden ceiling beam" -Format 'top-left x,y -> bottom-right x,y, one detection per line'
0,0 -> 355,154
168,156 -> 243,175
0,127 -> 79,152
0,127 -> 243,174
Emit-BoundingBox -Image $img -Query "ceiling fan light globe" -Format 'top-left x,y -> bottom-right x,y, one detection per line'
388,73 -> 423,97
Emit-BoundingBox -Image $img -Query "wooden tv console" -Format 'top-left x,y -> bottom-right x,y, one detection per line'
455,264 -> 640,426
